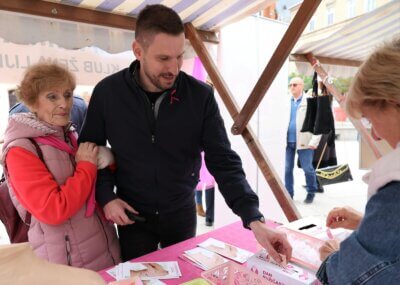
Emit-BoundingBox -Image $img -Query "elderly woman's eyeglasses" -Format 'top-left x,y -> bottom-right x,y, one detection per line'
289,83 -> 298,87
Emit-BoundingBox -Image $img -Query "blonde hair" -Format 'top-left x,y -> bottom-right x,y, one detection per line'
17,62 -> 76,107
346,37 -> 400,118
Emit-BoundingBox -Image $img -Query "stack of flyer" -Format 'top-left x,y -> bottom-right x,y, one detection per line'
181,238 -> 253,270
107,261 -> 181,284
181,247 -> 228,270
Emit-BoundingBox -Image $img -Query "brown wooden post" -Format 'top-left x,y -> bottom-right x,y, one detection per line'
185,23 -> 301,222
305,53 -> 382,159
231,0 -> 322,135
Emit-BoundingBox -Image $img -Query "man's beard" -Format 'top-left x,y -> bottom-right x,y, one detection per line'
144,69 -> 175,91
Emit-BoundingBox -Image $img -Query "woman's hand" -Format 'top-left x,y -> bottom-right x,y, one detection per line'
326,206 -> 363,230
319,239 -> 340,261
75,142 -> 98,165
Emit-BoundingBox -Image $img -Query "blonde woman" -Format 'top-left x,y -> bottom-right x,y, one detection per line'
317,38 -> 400,284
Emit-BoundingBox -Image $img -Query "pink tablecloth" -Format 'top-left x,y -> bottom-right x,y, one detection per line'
99,220 -> 280,284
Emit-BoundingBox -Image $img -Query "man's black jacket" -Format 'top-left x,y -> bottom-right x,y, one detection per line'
79,61 -> 263,226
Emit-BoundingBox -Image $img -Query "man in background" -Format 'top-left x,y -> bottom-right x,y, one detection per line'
285,77 -> 321,203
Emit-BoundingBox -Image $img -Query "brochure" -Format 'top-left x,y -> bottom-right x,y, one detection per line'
107,261 -> 181,282
197,238 -> 253,263
182,247 -> 228,270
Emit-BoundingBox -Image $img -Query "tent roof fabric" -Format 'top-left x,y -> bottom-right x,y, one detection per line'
45,0 -> 273,32
293,0 -> 400,63
0,0 -> 273,53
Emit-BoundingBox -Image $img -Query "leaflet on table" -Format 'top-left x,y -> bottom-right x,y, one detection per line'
179,254 -> 204,270
141,280 -> 166,285
181,247 -> 229,270
106,261 -> 181,281
106,263 -> 146,280
197,238 -> 253,263
108,277 -> 166,285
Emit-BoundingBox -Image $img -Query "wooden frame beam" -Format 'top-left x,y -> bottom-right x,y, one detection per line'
231,0 -> 322,135
0,0 -> 135,31
305,53 -> 382,159
185,23 -> 301,222
0,0 -> 218,44
290,54 -> 362,67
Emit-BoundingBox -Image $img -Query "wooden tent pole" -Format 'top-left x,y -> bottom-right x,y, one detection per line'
231,0 -> 322,136
185,23 -> 301,222
305,53 -> 382,159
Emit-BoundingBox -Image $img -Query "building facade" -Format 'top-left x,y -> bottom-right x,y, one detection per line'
289,0 -> 392,33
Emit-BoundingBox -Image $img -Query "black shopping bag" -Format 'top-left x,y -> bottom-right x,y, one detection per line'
300,72 -> 335,135
316,164 -> 353,186
301,72 -> 318,133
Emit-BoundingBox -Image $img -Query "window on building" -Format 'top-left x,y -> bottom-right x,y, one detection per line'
347,0 -> 356,19
327,4 -> 335,26
365,0 -> 376,12
309,16 -> 315,32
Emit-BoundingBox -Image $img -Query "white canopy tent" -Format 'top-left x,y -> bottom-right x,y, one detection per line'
291,0 -> 400,77
0,0 -> 273,53
2,0 -> 397,223
0,0 -> 293,226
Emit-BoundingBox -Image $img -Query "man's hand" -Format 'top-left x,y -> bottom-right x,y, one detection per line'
249,221 -> 292,265
326,206 -> 363,230
308,145 -> 317,150
103,199 -> 138,226
97,146 -> 115,169
319,239 -> 340,261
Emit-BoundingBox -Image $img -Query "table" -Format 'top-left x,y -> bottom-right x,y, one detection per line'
99,220 -> 279,284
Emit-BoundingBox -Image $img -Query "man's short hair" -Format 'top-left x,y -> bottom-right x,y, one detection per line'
289,77 -> 304,86
135,4 -> 184,47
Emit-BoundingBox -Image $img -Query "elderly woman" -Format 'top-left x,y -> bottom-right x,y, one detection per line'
317,38 -> 400,284
0,63 -> 120,271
